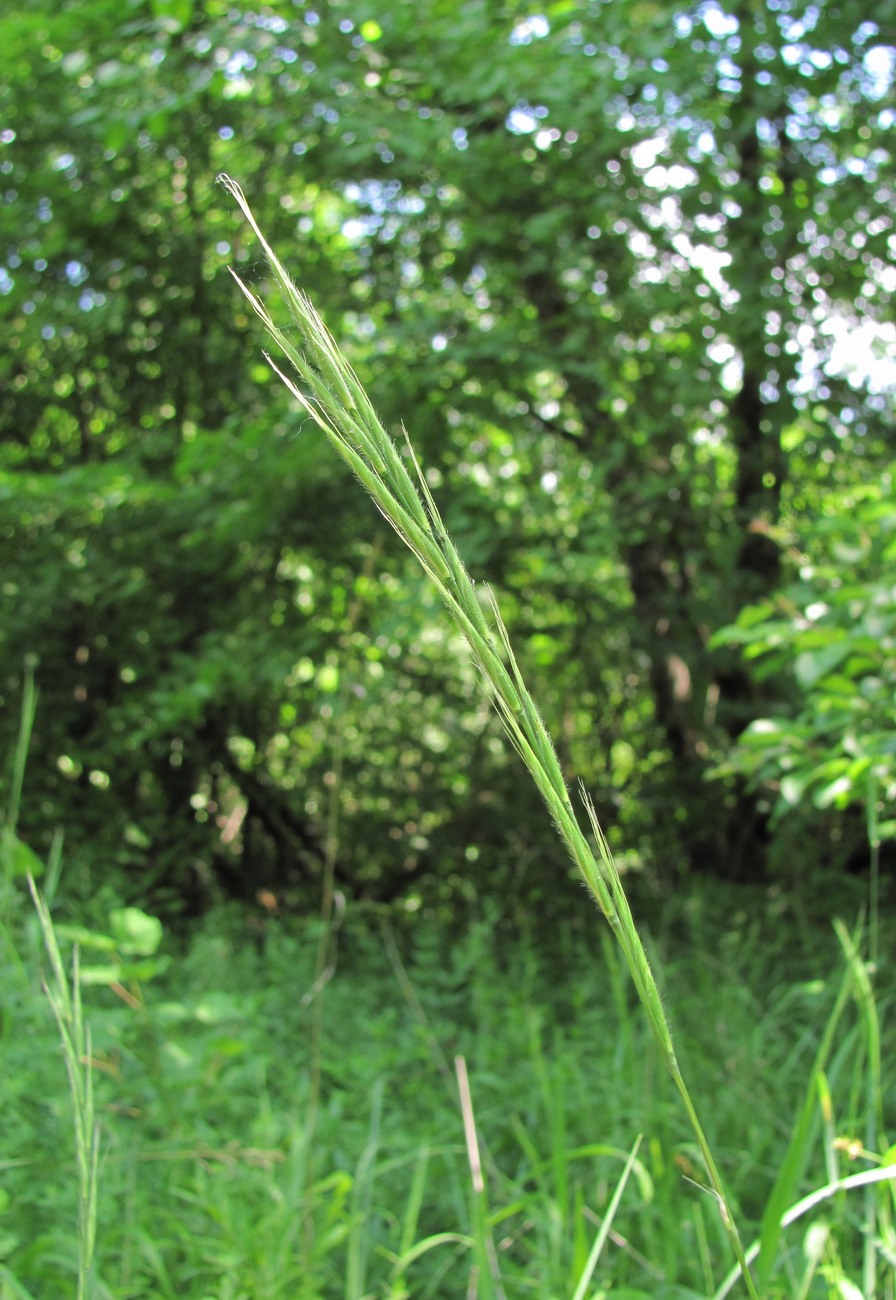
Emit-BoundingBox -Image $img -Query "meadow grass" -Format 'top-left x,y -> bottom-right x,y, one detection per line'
2,883 -> 894,1297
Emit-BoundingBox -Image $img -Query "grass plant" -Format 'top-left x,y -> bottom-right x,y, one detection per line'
28,877 -> 101,1300
1,180 -> 892,1299
217,171 -> 759,1294
0,656 -> 37,916
1,660 -> 100,1298
2,864 -> 894,1296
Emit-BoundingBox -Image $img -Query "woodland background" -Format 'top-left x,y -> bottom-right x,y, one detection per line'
2,0 -> 895,920
3,4 -> 896,1298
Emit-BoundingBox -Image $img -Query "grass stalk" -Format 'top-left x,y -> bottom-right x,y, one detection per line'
346,1077 -> 385,1299
1,659 -> 42,1021
28,875 -> 100,1299
455,1054 -> 505,1300
866,773 -> 880,970
715,1164 -> 896,1300
753,927 -> 857,1286
218,172 -> 759,1296
1,655 -> 38,923
834,917 -> 886,1296
570,1134 -> 642,1300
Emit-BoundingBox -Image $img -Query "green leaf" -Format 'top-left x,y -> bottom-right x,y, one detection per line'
813,773 -> 852,809
780,774 -> 810,807
1,832 -> 44,879
109,906 -> 163,956
192,991 -> 248,1024
150,0 -> 194,33
794,641 -> 852,689
79,955 -> 170,984
57,924 -> 117,952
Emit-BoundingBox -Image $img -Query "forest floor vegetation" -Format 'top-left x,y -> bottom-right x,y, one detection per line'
2,875 -> 893,1299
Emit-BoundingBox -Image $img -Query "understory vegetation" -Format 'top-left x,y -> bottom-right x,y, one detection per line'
2,1 -> 894,1295
3,0 -> 894,911
3,872 -> 894,1299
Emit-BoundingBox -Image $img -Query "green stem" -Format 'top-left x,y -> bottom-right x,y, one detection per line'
2,655 -> 38,912
219,173 -> 760,1299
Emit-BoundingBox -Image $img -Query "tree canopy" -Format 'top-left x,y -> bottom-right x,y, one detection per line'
2,0 -> 894,913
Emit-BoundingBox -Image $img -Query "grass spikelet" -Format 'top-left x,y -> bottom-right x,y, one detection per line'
218,172 -> 759,1297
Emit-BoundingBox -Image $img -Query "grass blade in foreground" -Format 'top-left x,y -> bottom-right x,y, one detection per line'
218,173 -> 759,1298
28,875 -> 100,1300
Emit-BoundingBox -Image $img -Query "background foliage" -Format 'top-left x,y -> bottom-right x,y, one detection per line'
1,0 -> 894,914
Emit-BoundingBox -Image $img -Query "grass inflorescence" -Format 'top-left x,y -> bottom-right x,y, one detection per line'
217,171 -> 758,1293
1,179 -> 891,1300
